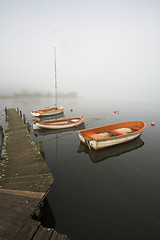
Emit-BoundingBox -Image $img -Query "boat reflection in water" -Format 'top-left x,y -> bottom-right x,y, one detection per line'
78,136 -> 144,163
34,123 -> 86,137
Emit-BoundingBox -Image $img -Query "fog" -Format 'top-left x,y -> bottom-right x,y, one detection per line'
0,0 -> 160,102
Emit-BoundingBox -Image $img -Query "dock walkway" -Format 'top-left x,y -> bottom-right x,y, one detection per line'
0,108 -> 68,240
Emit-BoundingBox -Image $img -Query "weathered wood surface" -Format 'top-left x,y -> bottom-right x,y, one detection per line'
0,108 -> 68,240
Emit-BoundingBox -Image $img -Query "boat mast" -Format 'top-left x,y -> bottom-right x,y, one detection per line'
54,47 -> 57,108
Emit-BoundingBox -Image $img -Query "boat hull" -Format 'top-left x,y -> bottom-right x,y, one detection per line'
78,121 -> 146,150
78,136 -> 144,163
31,107 -> 64,117
33,116 -> 86,130
79,131 -> 142,150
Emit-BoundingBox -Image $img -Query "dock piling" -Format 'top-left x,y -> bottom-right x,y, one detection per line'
23,114 -> 26,125
38,140 -> 45,158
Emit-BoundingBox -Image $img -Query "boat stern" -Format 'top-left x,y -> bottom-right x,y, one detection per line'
31,111 -> 40,117
33,120 -> 41,130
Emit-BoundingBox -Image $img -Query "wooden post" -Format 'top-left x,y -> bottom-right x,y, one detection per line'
5,107 -> 7,121
20,110 -> 22,118
26,122 -> 31,133
23,114 -> 26,125
38,140 -> 45,158
0,125 -> 4,143
17,108 -> 19,114
5,107 -> 7,115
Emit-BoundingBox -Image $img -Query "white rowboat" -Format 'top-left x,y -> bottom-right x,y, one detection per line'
33,116 -> 86,130
78,121 -> 146,150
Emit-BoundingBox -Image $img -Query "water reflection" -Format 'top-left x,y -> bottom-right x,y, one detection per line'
32,197 -> 56,228
78,136 -> 144,163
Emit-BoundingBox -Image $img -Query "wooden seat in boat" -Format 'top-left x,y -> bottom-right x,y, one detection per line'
114,128 -> 133,135
107,129 -> 123,135
86,131 -> 117,140
80,125 -> 141,141
132,126 -> 141,131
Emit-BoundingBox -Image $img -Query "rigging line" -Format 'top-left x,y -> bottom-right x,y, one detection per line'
87,117 -> 107,120
55,130 -> 78,138
54,46 -> 58,108
85,117 -> 112,126
86,117 -> 109,122
40,131 -> 78,143
51,154 -> 82,173
43,104 -> 55,108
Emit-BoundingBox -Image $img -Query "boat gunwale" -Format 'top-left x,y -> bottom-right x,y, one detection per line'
78,121 -> 146,141
36,116 -> 86,127
32,106 -> 64,114
79,131 -> 142,143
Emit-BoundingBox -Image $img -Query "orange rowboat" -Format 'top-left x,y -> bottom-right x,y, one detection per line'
33,116 -> 86,130
31,106 -> 64,117
78,121 -> 146,150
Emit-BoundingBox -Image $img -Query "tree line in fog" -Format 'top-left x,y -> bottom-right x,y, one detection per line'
0,90 -> 79,98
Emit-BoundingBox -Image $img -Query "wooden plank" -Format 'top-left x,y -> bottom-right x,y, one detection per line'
0,189 -> 45,199
51,230 -> 68,240
1,162 -> 51,178
0,174 -> 53,192
0,236 -> 9,240
0,205 -> 31,226
0,197 -> 38,223
0,197 -> 34,214
0,192 -> 41,208
15,218 -> 41,240
32,225 -> 53,240
107,128 -> 123,135
0,218 -> 19,240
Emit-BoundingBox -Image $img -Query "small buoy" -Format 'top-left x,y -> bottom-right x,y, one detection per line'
151,121 -> 155,126
114,110 -> 116,114
70,108 -> 73,112
75,124 -> 78,128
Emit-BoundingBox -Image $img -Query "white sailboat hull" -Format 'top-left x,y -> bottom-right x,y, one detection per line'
31,108 -> 63,117
31,106 -> 64,117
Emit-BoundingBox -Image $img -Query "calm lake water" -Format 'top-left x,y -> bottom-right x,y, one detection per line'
1,97 -> 160,240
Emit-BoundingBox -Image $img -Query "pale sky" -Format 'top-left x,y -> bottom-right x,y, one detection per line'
0,0 -> 160,102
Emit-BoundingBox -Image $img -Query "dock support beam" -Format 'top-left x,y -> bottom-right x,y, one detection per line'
38,140 -> 45,158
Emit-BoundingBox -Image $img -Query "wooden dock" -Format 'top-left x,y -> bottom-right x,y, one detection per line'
0,108 -> 68,240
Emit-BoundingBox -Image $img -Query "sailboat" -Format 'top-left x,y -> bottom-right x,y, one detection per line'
31,47 -> 64,117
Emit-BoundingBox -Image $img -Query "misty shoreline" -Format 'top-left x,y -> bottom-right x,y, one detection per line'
0,91 -> 80,99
